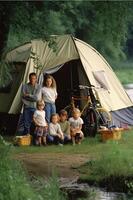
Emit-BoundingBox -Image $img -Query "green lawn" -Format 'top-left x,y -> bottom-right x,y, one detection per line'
10,130 -> 133,157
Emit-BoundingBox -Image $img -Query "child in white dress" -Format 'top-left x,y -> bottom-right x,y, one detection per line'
69,108 -> 84,145
33,100 -> 48,146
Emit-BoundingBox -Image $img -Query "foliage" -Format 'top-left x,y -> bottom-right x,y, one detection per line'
125,180 -> 133,194
84,1 -> 131,60
85,145 -> 133,178
37,175 -> 67,200
0,145 -> 37,199
110,59 -> 133,84
30,51 -> 43,70
4,1 -> 133,61
0,1 -> 133,88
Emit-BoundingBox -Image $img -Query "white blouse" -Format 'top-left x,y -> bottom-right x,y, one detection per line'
41,87 -> 57,104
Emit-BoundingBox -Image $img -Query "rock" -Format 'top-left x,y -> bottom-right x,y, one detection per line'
59,178 -> 90,199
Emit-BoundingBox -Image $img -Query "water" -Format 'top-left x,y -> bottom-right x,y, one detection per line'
59,178 -> 129,200
94,189 -> 126,200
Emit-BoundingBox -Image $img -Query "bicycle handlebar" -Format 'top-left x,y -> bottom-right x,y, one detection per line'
79,85 -> 95,90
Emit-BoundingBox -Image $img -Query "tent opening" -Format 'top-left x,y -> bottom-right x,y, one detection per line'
52,59 -> 81,112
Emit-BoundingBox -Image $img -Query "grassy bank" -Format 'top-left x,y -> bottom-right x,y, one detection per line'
77,131 -> 133,193
78,145 -> 133,192
0,137 -> 66,200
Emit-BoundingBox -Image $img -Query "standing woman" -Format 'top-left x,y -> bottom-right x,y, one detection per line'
41,75 -> 57,123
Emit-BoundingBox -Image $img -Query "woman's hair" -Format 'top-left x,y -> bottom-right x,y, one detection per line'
43,74 -> 56,88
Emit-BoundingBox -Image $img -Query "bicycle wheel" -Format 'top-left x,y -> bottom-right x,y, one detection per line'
96,107 -> 112,127
82,107 -> 98,137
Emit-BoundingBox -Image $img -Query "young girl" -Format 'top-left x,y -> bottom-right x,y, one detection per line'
49,113 -> 64,145
33,100 -> 48,146
41,75 -> 57,123
69,108 -> 84,145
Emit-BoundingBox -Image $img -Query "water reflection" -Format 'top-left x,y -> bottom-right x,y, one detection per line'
94,189 -> 127,200
59,178 -> 129,200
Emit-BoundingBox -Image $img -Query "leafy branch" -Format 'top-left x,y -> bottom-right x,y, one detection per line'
30,51 -> 43,70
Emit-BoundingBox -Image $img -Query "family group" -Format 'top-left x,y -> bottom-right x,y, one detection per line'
21,72 -> 84,146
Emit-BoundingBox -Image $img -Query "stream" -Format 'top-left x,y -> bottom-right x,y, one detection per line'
30,175 -> 131,200
59,178 -> 129,200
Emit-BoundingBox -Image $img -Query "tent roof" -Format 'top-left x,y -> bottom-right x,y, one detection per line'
5,42 -> 31,63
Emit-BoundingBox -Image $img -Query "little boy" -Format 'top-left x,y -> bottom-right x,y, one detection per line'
59,109 -> 71,144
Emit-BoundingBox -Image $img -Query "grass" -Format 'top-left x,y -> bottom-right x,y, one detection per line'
76,130 -> 133,192
11,136 -> 102,155
2,129 -> 133,194
115,67 -> 133,85
110,60 -> 133,84
0,146 -> 38,200
0,136 -> 67,200
8,129 -> 133,193
10,130 -> 133,157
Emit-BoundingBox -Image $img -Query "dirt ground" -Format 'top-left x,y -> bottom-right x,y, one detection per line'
15,152 -> 88,179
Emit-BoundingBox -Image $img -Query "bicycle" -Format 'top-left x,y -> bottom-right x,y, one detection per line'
64,85 -> 112,137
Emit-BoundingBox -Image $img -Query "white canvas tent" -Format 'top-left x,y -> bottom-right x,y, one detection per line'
1,34 -> 133,127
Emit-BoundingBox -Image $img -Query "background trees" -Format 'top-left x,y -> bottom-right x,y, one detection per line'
4,1 -> 132,61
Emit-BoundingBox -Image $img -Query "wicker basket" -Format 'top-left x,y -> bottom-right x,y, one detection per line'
14,135 -> 32,146
99,128 -> 123,141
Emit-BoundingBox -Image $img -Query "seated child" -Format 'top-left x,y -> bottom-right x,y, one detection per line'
33,100 -> 48,146
69,108 -> 84,145
59,109 -> 71,144
49,113 -> 64,145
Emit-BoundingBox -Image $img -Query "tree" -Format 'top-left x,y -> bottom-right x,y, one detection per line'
0,2 -> 13,57
1,1 -> 133,60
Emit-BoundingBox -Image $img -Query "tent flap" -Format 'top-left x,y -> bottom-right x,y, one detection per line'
75,38 -> 133,111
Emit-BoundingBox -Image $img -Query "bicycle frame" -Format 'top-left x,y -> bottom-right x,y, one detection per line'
64,85 -> 112,137
71,85 -> 101,114
70,85 -> 112,124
